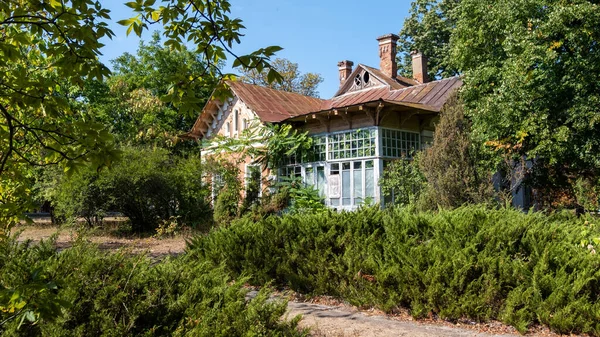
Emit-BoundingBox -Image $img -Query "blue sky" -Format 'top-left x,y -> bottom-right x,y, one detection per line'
99,1 -> 413,98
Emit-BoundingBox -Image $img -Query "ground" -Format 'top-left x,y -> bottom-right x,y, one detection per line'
14,224 -> 586,337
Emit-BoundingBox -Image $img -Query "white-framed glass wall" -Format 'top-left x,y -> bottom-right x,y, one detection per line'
279,126 -> 424,210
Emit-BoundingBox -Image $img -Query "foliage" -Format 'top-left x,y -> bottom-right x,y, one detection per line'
239,58 -> 324,97
418,93 -> 494,208
573,177 -> 600,212
0,0 -> 120,226
0,236 -> 306,336
273,177 -> 326,214
213,185 -> 241,226
398,0 -> 460,80
86,32 -> 215,151
203,123 -> 314,171
34,166 -> 106,226
119,0 -> 284,113
379,157 -> 426,206
0,0 -> 283,229
188,205 -> 600,335
450,0 -> 600,195
203,157 -> 242,226
38,147 -> 212,232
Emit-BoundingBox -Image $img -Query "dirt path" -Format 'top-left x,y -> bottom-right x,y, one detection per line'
15,226 -> 576,337
15,226 -> 188,258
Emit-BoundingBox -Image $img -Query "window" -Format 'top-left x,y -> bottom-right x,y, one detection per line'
225,122 -> 230,136
280,165 -> 301,179
246,165 -> 261,204
234,110 -> 239,132
365,160 -> 374,200
328,129 -> 376,160
329,160 -> 375,208
308,136 -> 326,162
329,163 -> 340,206
316,166 -> 326,198
381,129 -> 420,158
341,162 -> 351,205
304,167 -> 314,186
242,118 -> 248,131
211,174 -> 224,203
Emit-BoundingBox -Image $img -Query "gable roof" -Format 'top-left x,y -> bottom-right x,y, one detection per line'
227,81 -> 324,123
187,67 -> 461,139
297,76 -> 461,118
333,64 -> 418,97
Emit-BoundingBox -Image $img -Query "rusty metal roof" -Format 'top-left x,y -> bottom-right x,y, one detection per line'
227,81 -> 325,123
188,74 -> 461,139
316,76 -> 461,114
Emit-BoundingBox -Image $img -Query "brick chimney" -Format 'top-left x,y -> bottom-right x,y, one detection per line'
411,51 -> 429,83
337,60 -> 354,87
376,34 -> 399,79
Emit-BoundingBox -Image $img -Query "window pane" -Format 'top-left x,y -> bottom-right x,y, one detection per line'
354,165 -> 363,204
317,166 -> 326,197
305,167 -> 314,186
331,163 -> 339,174
365,162 -> 374,199
342,169 -> 351,205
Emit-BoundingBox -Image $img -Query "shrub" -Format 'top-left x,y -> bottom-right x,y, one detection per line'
379,156 -> 426,206
38,147 -> 212,232
418,92 -> 494,208
0,236 -> 306,336
187,206 -> 600,335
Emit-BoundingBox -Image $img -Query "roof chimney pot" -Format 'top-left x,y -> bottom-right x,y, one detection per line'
337,60 -> 354,87
411,51 -> 429,84
376,33 -> 399,79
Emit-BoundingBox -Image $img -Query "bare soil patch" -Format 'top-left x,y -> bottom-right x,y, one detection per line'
15,224 -> 188,259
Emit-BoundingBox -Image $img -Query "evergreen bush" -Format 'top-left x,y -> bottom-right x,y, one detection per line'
0,236 -> 306,336
187,206 -> 600,335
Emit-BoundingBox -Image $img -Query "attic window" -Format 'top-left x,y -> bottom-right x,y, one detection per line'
348,70 -> 377,92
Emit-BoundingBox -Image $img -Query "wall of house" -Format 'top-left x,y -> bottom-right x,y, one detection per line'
204,97 -> 259,139
299,109 -> 432,136
203,97 -> 272,204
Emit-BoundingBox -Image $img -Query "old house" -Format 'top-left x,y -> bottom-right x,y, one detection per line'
189,34 -> 461,210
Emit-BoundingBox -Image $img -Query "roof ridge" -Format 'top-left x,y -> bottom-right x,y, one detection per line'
389,75 -> 459,93
226,80 -> 326,101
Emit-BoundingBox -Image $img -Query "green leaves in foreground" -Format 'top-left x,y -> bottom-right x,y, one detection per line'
118,0 -> 284,113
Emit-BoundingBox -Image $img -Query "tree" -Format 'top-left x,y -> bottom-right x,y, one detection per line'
239,58 -> 324,97
450,0 -> 600,201
397,0 -> 460,80
0,0 -> 283,228
87,32 -> 215,150
418,93 -> 494,208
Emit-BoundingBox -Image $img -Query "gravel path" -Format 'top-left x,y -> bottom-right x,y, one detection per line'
289,301 -> 518,337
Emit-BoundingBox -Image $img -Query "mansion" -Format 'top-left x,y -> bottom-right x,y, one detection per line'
188,34 -> 460,209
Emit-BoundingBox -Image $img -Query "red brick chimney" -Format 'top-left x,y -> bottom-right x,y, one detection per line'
376,34 -> 399,79
411,51 -> 429,84
337,60 -> 354,87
